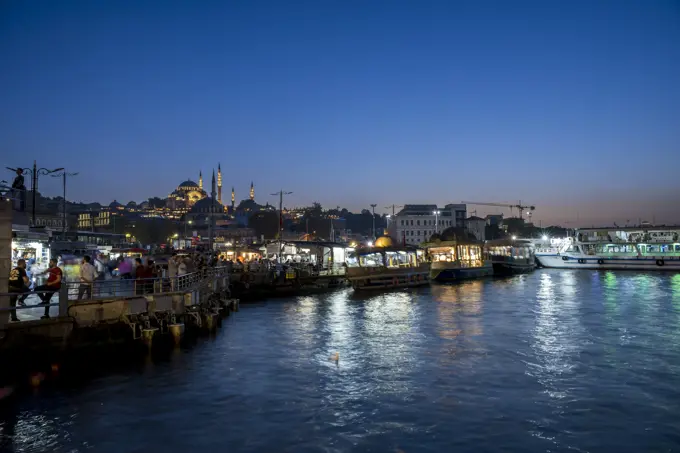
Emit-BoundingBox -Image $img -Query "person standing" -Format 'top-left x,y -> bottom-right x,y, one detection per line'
35,258 -> 62,319
78,256 -> 96,300
8,259 -> 30,322
134,257 -> 148,295
168,253 -> 178,290
10,168 -> 26,212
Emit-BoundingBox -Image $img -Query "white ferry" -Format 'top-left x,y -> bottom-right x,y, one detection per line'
536,227 -> 680,271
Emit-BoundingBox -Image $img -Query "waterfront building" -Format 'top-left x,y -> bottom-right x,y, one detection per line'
465,216 -> 487,241
393,204 -> 467,245
485,214 -> 504,226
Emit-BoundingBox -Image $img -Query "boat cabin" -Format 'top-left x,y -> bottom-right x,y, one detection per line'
486,239 -> 535,274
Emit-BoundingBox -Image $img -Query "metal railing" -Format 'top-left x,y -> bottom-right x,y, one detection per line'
0,267 -> 230,322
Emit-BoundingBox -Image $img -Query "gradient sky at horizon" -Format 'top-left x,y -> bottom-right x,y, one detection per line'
1,0 -> 679,227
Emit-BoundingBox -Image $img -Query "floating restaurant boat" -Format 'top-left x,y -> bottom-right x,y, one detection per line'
535,227 -> 680,271
346,236 -> 430,290
486,239 -> 536,275
424,240 -> 493,282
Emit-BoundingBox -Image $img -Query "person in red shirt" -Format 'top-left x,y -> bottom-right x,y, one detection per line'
35,258 -> 62,319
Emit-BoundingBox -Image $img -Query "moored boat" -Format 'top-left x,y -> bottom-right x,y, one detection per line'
536,227 -> 680,271
486,239 -> 536,275
346,236 -> 429,290
424,240 -> 493,282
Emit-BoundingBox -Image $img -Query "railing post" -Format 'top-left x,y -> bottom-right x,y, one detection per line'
58,284 -> 68,317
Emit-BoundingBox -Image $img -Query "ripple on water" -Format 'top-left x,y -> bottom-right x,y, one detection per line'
2,271 -> 680,452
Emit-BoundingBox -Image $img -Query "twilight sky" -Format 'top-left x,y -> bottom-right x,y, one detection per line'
1,0 -> 679,226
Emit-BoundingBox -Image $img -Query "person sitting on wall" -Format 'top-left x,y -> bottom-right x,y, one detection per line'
34,258 -> 62,319
8,259 -> 30,322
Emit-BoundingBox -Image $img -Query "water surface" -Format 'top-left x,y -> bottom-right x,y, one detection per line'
2,270 -> 680,452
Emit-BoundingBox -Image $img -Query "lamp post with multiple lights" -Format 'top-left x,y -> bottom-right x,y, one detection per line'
6,161 -> 64,226
433,210 -> 441,234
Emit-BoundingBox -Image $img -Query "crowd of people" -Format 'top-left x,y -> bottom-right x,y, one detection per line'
5,249 -> 269,322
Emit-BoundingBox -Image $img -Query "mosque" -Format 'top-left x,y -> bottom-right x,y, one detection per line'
167,165 -> 260,215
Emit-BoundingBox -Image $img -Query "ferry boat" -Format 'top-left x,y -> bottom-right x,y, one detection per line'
536,227 -> 680,271
346,236 -> 430,290
486,239 -> 536,275
424,240 -> 493,282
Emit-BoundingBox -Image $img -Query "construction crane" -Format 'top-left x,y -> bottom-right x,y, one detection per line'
461,201 -> 536,220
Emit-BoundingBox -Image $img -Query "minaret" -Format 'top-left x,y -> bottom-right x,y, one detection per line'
199,171 -> 203,190
250,181 -> 254,201
211,170 -> 216,200
217,163 -> 222,204
231,186 -> 235,209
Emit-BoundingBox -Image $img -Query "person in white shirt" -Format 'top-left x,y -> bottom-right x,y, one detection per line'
78,255 -> 97,300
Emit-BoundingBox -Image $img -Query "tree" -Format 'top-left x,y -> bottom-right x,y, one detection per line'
132,218 -> 177,245
440,227 -> 477,242
148,197 -> 166,208
249,211 -> 280,240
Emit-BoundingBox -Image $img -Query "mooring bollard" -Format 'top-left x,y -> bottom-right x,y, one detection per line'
142,327 -> 159,347
168,323 -> 185,344
203,313 -> 216,331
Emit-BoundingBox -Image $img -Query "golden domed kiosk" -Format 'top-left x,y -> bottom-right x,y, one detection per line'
374,236 -> 394,248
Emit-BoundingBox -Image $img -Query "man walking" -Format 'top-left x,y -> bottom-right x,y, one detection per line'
78,256 -> 96,300
8,259 -> 30,321
34,258 -> 62,319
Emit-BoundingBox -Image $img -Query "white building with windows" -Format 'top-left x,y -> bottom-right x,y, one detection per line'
465,216 -> 486,241
390,204 -> 467,245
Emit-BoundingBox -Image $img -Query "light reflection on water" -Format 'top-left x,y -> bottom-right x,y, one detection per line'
2,271 -> 680,452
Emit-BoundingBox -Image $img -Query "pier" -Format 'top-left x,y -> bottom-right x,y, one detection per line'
0,267 -> 238,353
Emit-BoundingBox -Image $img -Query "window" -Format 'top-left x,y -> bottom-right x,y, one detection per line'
400,220 -> 404,226
358,252 -> 384,267
410,220 -> 413,226
417,220 -> 420,226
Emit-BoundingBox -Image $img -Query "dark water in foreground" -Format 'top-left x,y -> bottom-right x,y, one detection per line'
2,270 -> 680,452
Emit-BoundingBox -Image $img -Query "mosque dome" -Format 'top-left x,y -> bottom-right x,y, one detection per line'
109,200 -> 123,209
190,197 -> 225,214
374,236 -> 394,248
178,180 -> 200,191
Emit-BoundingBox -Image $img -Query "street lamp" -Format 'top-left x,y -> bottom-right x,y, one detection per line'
370,204 -> 377,239
433,210 -> 441,233
51,170 -> 78,238
272,190 -> 293,260
6,161 -> 64,226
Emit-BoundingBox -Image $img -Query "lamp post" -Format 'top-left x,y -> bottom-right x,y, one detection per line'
184,219 -> 193,248
51,170 -> 78,238
271,190 -> 292,260
433,210 -> 441,234
370,204 -> 377,239
7,162 -> 64,225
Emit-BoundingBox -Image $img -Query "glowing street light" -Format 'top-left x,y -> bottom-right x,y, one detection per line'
433,210 -> 441,233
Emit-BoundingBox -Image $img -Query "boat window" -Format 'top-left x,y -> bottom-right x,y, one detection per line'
359,252 -> 383,267
431,247 -> 455,262
346,251 -> 360,267
385,251 -> 411,268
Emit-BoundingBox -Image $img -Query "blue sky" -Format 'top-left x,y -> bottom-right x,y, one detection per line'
1,0 -> 679,226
